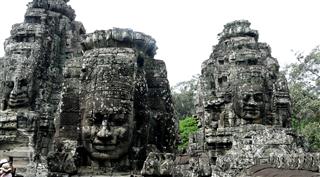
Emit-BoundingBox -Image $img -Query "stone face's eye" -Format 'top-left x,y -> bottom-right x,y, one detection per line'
6,81 -> 14,88
85,112 -> 94,125
20,79 -> 28,87
114,116 -> 126,126
112,120 -> 121,126
81,67 -> 87,73
254,93 -> 263,102
87,117 -> 94,125
94,112 -> 104,124
85,112 -> 102,126
243,94 -> 250,102
119,113 -> 128,122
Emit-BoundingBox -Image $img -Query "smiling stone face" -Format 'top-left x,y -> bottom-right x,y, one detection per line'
80,47 -> 137,161
0,20 -> 45,111
81,101 -> 134,160
5,65 -> 34,109
1,45 -> 39,110
234,84 -> 265,124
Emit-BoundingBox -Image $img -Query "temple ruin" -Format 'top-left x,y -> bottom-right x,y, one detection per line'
141,20 -> 320,177
0,0 -> 319,177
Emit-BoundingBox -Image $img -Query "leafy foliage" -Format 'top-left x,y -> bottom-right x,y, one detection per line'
172,76 -> 200,151
178,116 -> 199,150
301,121 -> 320,151
283,46 -> 320,151
172,75 -> 199,119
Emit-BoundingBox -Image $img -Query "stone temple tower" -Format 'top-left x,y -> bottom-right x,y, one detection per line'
0,0 -> 177,176
196,20 -> 291,130
0,0 -> 84,176
141,20 -> 320,177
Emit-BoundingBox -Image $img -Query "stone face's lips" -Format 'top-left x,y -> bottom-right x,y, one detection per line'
243,107 -> 260,118
244,110 -> 258,113
8,95 -> 29,107
243,107 -> 258,111
244,112 -> 259,118
93,144 -> 116,151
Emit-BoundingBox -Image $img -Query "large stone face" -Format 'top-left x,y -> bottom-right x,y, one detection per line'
80,48 -> 137,162
0,1 -> 176,177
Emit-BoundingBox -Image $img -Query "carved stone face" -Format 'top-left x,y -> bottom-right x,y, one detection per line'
1,53 -> 36,110
81,102 -> 134,160
234,84 -> 265,123
80,49 -> 136,161
7,76 -> 31,108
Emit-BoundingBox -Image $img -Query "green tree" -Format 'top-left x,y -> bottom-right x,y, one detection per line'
178,116 -> 198,151
172,75 -> 199,119
283,46 -> 320,150
301,122 -> 320,150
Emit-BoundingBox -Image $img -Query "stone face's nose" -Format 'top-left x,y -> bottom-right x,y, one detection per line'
96,120 -> 112,139
10,78 -> 28,96
247,95 -> 257,106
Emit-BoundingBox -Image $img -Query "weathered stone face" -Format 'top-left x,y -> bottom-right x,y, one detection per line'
234,83 -> 265,124
80,48 -> 137,161
2,51 -> 37,109
0,26 -> 43,110
81,106 -> 134,160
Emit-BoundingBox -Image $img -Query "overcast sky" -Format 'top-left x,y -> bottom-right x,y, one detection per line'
0,0 -> 320,85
